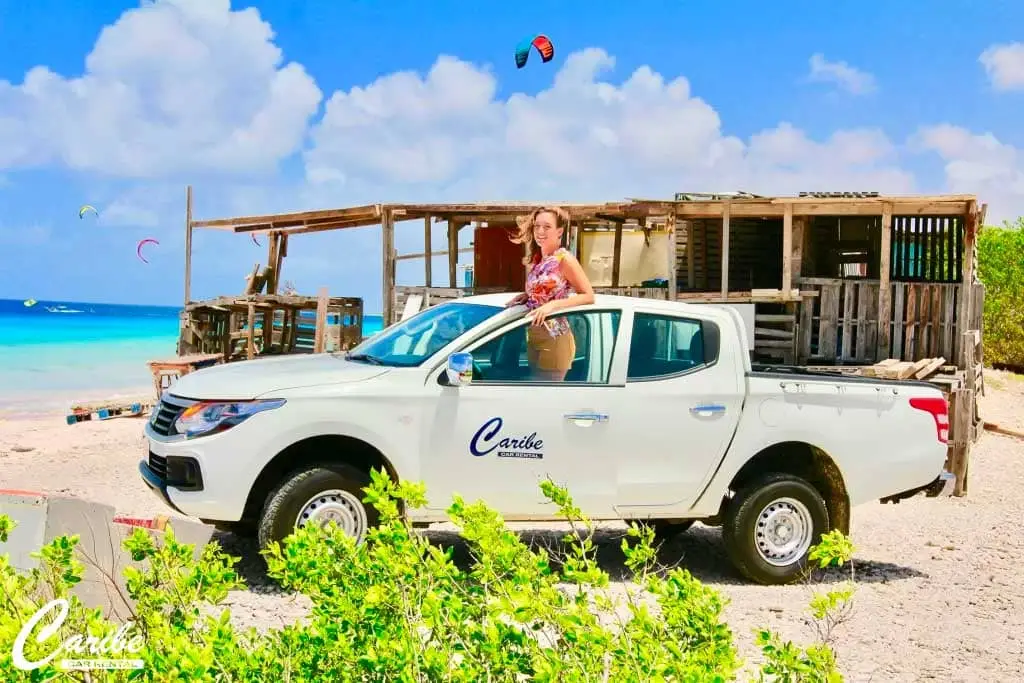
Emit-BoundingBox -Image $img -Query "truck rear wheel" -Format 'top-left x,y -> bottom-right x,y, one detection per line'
722,473 -> 829,585
257,464 -> 378,550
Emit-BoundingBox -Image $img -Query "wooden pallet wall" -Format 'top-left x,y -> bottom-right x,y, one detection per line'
675,218 -> 783,292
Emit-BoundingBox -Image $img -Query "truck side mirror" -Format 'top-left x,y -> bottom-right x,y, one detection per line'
443,352 -> 473,387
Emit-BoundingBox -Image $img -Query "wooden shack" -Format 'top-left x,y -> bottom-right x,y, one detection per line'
178,191 -> 985,495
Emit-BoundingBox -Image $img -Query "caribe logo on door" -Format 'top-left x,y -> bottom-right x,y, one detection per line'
470,417 -> 544,460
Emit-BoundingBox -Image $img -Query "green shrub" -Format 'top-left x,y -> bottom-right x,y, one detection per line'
0,473 -> 854,681
978,219 -> 1024,367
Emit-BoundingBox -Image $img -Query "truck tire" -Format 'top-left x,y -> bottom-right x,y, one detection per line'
722,473 -> 829,585
257,464 -> 378,550
650,520 -> 695,541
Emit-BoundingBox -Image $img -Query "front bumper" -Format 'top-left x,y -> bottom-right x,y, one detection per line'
139,459 -> 187,516
880,470 -> 956,504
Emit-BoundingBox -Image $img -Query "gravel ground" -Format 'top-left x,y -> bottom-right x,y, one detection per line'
2,372 -> 1023,680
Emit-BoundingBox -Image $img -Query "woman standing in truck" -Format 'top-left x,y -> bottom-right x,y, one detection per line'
506,206 -> 595,381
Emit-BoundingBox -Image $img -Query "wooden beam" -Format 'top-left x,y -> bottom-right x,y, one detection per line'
956,200 -> 979,369
658,200 -> 972,218
397,247 -> 474,261
382,210 -> 396,326
666,214 -> 677,300
193,204 -> 381,229
781,203 -> 793,298
686,220 -> 695,289
184,185 -> 193,306
876,202 -> 893,360
447,220 -> 459,288
721,201 -> 731,298
611,222 -> 624,287
423,216 -> 432,287
313,287 -> 329,353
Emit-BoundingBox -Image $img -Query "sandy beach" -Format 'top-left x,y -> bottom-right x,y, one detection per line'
2,372 -> 1023,680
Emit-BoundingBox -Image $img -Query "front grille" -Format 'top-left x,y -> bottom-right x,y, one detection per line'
148,452 -> 168,480
149,394 -> 196,436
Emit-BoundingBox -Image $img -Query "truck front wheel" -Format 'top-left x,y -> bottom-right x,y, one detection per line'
257,464 -> 379,550
722,473 -> 829,585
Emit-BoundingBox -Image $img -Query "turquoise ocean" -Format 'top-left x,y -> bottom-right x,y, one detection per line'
0,299 -> 383,413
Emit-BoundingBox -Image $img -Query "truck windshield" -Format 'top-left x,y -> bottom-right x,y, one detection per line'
343,301 -> 503,367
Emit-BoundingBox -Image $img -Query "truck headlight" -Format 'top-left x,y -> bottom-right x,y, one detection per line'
173,399 -> 285,439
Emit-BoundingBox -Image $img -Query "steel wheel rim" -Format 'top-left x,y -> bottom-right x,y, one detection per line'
753,496 -> 813,567
295,489 -> 368,541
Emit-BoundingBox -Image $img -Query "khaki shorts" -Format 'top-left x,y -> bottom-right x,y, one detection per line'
527,325 -> 576,372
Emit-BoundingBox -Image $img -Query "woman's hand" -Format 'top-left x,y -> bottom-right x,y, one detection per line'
505,293 -> 527,308
527,300 -> 560,326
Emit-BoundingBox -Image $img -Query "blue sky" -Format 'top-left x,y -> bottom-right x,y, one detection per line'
1,0 -> 1022,313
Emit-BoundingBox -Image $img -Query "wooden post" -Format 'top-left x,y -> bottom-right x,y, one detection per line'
686,220 -> 695,289
666,213 -> 677,300
611,222 -> 623,287
720,201 -> 731,298
876,202 -> 893,360
424,216 -> 432,287
447,220 -> 458,288
184,185 -> 193,305
246,302 -> 256,360
313,287 -> 329,353
956,201 -> 979,368
781,203 -> 793,298
382,210 -> 396,326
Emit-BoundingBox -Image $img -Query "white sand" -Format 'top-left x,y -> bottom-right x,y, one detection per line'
1,372 -> 1023,680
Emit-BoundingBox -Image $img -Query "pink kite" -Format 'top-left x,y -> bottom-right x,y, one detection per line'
136,238 -> 159,263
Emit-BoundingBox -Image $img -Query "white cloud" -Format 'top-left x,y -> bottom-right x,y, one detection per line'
979,42 -> 1024,91
0,0 -> 321,178
806,53 -> 877,95
913,125 -> 1024,222
305,48 -> 909,206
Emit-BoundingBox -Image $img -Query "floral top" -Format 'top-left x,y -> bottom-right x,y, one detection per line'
525,248 -> 575,337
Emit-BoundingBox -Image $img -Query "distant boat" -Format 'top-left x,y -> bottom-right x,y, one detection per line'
45,305 -> 84,314
23,299 -> 37,307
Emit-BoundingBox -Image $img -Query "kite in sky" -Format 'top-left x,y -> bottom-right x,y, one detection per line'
79,204 -> 98,219
515,34 -> 554,69
136,238 -> 159,264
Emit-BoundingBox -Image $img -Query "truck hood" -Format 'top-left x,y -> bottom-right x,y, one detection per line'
166,354 -> 391,401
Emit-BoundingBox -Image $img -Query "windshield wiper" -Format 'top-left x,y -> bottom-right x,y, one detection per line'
345,352 -> 384,365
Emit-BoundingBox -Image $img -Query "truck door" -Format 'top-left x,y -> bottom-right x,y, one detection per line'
423,309 -> 623,519
608,311 -> 744,508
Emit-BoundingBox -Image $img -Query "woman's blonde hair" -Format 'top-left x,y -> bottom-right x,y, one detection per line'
510,206 -> 572,265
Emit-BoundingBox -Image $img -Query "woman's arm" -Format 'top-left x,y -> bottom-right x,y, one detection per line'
551,252 -> 595,310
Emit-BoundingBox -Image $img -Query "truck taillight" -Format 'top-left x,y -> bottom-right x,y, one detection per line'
909,397 -> 950,444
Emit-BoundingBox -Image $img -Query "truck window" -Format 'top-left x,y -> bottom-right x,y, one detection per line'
469,310 -> 621,384
627,313 -> 717,380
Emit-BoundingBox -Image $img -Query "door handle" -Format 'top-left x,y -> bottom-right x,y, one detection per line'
690,404 -> 726,417
563,411 -> 609,423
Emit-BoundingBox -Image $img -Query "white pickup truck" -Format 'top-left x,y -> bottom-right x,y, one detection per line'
140,294 -> 955,584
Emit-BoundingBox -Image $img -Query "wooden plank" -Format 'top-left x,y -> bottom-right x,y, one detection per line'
880,361 -> 915,379
818,283 -> 840,360
424,216 -> 432,286
397,247 -> 473,261
756,314 -> 796,323
929,284 -> 942,357
942,285 -> 956,359
855,282 -> 870,360
791,216 -> 805,282
755,339 -> 794,349
313,287 -> 329,353
447,220 -> 459,289
245,303 -> 256,360
841,282 -> 855,360
903,285 -> 918,360
892,284 -> 905,359
876,202 -> 892,360
184,185 -> 193,305
685,219 -> 696,289
918,284 -> 931,361
782,203 -> 793,296
401,294 -> 424,321
755,327 -> 795,340
798,296 -> 814,363
915,356 -> 947,380
721,201 -> 731,297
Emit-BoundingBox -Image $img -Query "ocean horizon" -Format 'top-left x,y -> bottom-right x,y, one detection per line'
0,298 -> 384,412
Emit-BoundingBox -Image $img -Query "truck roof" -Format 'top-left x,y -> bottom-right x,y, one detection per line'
460,292 -> 723,315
